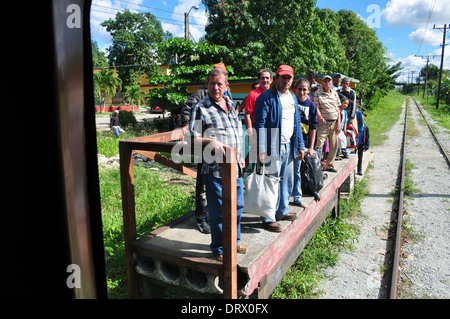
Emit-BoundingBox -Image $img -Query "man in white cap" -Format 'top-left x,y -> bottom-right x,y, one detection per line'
314,75 -> 341,172
110,110 -> 124,138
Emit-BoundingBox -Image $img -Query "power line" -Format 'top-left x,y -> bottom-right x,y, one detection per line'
91,4 -> 206,27
116,0 -> 184,16
115,0 -> 208,21
93,64 -> 149,69
413,0 -> 437,74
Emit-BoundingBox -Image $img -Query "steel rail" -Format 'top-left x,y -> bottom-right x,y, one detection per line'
389,98 -> 408,299
413,99 -> 450,169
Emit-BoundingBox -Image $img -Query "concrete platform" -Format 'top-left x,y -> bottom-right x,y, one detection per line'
130,153 -> 358,298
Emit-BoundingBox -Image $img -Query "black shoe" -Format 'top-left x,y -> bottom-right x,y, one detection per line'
197,220 -> 211,234
326,168 -> 338,173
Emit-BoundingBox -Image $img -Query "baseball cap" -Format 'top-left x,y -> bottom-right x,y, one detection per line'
322,75 -> 332,80
277,65 -> 294,77
213,63 -> 227,73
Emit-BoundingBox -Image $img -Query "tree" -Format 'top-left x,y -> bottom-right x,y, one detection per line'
148,38 -> 231,115
101,9 -> 171,88
201,0 -> 348,76
336,10 -> 385,83
419,64 -> 440,80
94,69 -> 122,112
92,40 -> 108,68
437,71 -> 450,108
124,84 -> 146,107
334,9 -> 393,108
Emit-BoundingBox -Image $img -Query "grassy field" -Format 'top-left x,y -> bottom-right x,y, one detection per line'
408,92 -> 450,130
96,120 -> 196,298
100,165 -> 195,298
363,90 -> 406,147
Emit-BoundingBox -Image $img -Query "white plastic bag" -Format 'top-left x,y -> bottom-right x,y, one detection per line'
338,130 -> 347,149
243,164 -> 280,220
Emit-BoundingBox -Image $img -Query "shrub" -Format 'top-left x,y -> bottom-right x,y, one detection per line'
118,110 -> 137,128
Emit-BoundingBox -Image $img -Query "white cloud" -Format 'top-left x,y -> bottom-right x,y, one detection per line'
409,28 -> 444,46
396,55 -> 425,69
90,0 -> 145,51
90,0 -> 115,49
382,0 -> 450,28
389,47 -> 450,82
393,55 -> 425,82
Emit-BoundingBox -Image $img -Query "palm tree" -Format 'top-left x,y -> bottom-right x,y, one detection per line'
93,69 -> 122,112
124,84 -> 146,110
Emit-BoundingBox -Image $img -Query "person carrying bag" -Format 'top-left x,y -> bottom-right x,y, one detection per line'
243,163 -> 280,221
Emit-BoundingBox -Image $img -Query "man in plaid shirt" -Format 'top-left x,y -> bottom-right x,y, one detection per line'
188,68 -> 247,260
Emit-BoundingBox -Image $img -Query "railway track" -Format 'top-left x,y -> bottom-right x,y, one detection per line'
389,97 -> 450,299
412,99 -> 450,168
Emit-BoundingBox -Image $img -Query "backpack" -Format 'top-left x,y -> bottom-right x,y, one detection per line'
345,125 -> 357,149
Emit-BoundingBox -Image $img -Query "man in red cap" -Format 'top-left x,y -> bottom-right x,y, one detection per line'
253,65 -> 306,232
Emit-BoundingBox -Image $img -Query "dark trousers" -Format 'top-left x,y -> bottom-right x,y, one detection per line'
195,163 -> 207,221
357,144 -> 364,172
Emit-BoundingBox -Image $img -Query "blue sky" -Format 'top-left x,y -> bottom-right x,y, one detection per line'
90,0 -> 450,82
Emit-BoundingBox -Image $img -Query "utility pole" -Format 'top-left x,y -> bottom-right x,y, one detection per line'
433,24 -> 448,109
416,55 -> 439,99
184,12 -> 189,41
410,70 -> 415,85
184,5 -> 199,41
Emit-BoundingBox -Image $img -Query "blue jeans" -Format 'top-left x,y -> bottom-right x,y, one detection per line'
203,174 -> 244,255
338,147 -> 350,156
292,157 -> 303,203
261,143 -> 294,223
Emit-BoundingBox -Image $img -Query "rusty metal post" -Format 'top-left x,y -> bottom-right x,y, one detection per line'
119,141 -> 140,299
221,147 -> 238,299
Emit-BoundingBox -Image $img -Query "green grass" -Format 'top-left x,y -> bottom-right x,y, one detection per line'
409,93 -> 450,130
404,158 -> 420,196
99,165 -> 195,298
96,133 -> 122,158
364,90 -> 406,147
271,175 -> 369,299
96,130 -> 147,158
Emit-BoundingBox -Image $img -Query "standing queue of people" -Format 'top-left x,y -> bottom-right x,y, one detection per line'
179,64 -> 367,260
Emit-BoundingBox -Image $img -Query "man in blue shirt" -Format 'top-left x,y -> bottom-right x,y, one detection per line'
254,65 -> 306,232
